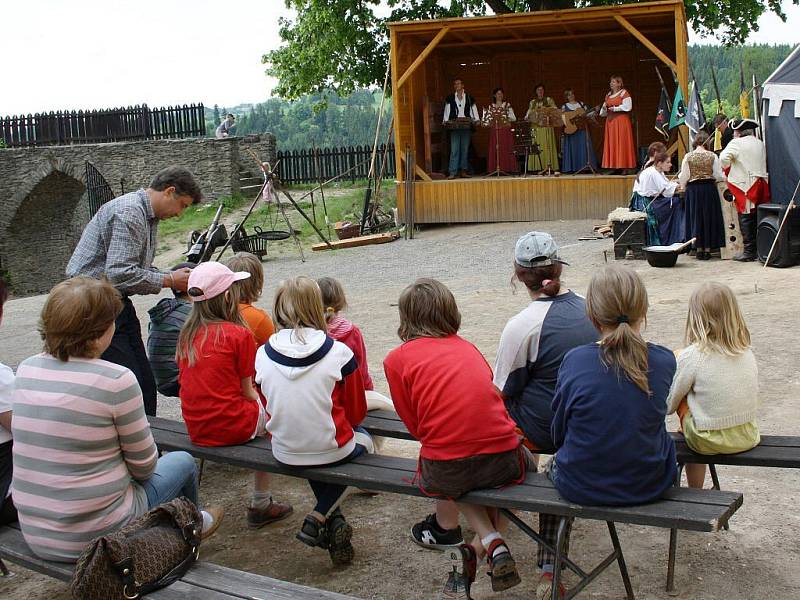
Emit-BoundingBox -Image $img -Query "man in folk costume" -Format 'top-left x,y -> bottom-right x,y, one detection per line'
443,78 -> 479,179
720,118 -> 770,262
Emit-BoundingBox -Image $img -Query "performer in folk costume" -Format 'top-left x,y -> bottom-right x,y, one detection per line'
443,77 -> 480,179
600,75 -> 637,171
678,132 -> 727,260
719,119 -> 770,262
560,89 -> 598,173
630,151 -> 679,245
524,84 -> 560,173
483,87 -> 518,174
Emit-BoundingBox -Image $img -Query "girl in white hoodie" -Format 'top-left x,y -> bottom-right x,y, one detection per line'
255,276 -> 373,566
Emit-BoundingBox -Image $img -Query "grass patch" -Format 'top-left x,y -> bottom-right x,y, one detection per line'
159,194 -> 247,237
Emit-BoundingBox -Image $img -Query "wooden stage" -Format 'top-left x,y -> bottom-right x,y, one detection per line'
396,174 -> 635,223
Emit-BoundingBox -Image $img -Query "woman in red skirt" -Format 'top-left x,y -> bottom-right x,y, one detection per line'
484,87 -> 518,174
600,75 -> 637,173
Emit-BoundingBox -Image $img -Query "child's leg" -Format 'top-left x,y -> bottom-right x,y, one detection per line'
436,499 -> 460,530
248,471 -> 292,528
308,480 -> 349,522
458,503 -> 521,591
676,400 -> 706,489
537,513 -> 574,571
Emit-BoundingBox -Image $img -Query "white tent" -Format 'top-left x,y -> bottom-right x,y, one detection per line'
762,45 -> 800,204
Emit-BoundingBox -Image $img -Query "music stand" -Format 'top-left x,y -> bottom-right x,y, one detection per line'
483,105 -> 512,177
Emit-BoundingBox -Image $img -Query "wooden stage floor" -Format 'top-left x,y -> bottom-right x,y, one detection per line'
396,174 -> 635,224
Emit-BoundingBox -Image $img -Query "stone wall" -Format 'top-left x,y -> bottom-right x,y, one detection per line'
0,133 -> 276,295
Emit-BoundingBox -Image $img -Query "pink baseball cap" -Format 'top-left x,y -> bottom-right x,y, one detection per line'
187,261 -> 250,302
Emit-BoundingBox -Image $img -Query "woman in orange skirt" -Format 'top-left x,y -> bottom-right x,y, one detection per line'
600,75 -> 636,172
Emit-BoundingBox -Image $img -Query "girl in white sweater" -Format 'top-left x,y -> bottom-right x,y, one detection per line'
667,282 -> 760,488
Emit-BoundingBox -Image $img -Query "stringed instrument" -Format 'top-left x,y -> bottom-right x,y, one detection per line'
562,105 -> 600,135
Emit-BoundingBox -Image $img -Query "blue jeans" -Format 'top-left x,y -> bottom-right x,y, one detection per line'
141,451 -> 199,509
448,129 -> 471,175
307,427 -> 372,516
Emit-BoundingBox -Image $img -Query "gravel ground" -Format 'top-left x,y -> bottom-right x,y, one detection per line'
2,219 -> 799,600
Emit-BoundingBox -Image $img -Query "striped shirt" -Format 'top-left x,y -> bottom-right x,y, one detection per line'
11,354 -> 157,562
66,189 -> 164,296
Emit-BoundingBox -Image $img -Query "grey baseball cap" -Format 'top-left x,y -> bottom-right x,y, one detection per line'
514,231 -> 569,268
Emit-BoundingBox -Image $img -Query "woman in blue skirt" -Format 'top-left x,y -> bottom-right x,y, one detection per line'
560,89 -> 597,173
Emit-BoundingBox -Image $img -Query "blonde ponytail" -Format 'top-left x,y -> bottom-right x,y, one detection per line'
586,266 -> 650,394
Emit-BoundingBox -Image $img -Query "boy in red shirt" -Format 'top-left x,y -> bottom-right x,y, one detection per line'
177,261 -> 292,528
384,278 -> 534,595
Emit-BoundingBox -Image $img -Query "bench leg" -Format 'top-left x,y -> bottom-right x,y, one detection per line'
0,557 -> 11,577
666,527 -> 679,596
607,522 -> 635,600
708,464 -> 729,531
551,517 -> 569,600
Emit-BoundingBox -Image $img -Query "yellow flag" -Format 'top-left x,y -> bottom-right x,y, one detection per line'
714,128 -> 722,151
739,91 -> 750,119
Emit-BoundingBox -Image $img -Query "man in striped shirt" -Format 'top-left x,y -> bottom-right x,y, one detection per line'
66,167 -> 202,415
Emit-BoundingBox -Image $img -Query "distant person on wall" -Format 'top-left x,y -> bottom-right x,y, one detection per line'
600,75 -> 636,173
215,113 -> 237,138
720,118 -> 770,262
66,166 -> 202,415
443,78 -> 479,179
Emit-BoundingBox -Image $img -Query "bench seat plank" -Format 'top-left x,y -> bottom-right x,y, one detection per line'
149,418 -> 741,533
0,524 -> 72,582
183,562 -> 361,599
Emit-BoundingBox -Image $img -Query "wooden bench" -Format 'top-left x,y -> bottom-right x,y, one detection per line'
363,409 -> 800,594
0,523 -> 359,599
148,416 -> 741,600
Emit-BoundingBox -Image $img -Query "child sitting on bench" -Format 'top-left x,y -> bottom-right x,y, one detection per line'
177,262 -> 292,529
255,276 -> 373,566
225,252 -> 275,346
667,282 -> 759,488
536,266 -> 678,599
384,278 -> 534,596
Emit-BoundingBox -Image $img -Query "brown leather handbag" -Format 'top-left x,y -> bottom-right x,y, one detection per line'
70,497 -> 202,600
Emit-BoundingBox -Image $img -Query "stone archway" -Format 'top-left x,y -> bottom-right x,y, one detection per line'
3,170 -> 87,295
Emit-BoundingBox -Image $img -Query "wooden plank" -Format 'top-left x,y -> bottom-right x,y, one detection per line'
613,14 -> 677,73
0,525 -> 73,582
183,562 -> 361,599
310,232 -> 399,252
150,580 -> 239,600
396,26 -> 450,89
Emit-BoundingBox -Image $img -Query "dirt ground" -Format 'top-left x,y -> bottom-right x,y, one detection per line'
1,219 -> 799,600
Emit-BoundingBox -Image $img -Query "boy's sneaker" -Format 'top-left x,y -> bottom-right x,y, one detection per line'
486,539 -> 521,592
535,572 -> 566,600
296,514 -> 328,549
444,544 -> 477,599
326,509 -> 354,566
411,513 -> 463,551
247,500 -> 293,529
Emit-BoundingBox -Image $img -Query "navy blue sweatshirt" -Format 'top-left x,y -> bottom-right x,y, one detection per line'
550,342 -> 677,506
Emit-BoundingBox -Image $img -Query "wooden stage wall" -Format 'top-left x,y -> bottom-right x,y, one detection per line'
396,174 -> 634,223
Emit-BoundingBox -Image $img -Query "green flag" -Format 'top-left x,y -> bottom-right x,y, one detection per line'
669,85 -> 686,129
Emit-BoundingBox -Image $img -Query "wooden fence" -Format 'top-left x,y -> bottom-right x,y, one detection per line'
275,144 -> 395,184
0,104 -> 205,147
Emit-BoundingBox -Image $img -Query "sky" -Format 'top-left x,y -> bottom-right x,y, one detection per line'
1,0 -> 798,116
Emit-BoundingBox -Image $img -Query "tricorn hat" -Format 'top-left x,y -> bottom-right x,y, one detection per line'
730,118 -> 759,131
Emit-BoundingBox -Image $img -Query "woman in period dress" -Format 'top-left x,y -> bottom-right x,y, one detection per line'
560,89 -> 598,173
678,132 -> 727,260
524,84 -> 559,173
600,75 -> 637,172
631,151 -> 679,245
483,87 -> 518,174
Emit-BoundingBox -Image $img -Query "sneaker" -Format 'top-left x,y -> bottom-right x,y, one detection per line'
411,513 -> 463,551
535,572 -> 566,600
326,509 -> 354,566
445,544 -> 477,599
296,514 -> 328,549
247,500 -> 293,529
486,539 -> 521,592
200,505 -> 225,541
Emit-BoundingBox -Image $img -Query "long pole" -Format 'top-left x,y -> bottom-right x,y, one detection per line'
763,180 -> 800,268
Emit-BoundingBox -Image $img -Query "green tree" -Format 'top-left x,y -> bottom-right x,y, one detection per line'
264,0 -> 797,99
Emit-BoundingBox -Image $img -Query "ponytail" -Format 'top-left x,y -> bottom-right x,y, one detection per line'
585,266 -> 650,394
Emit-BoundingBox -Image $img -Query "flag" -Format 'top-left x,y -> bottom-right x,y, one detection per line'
739,63 -> 750,118
713,128 -> 722,151
655,87 -> 670,139
685,80 -> 706,134
669,85 -> 686,129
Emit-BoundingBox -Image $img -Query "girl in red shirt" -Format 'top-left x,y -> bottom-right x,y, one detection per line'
384,278 -> 534,595
177,261 -> 292,529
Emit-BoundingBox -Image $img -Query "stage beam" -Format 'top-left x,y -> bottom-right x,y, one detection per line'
438,27 -> 674,49
674,3 -> 689,161
396,26 -> 450,90
613,14 -> 677,74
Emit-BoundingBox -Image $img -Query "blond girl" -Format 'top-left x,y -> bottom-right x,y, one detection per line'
667,282 -> 759,488
177,261 -> 292,528
255,276 -> 373,566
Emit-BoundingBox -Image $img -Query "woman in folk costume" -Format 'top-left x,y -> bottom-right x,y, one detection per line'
483,87 -> 518,174
600,75 -> 637,172
719,119 -> 770,262
631,151 -> 679,245
560,89 -> 598,173
678,132 -> 727,260
525,84 -> 560,173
